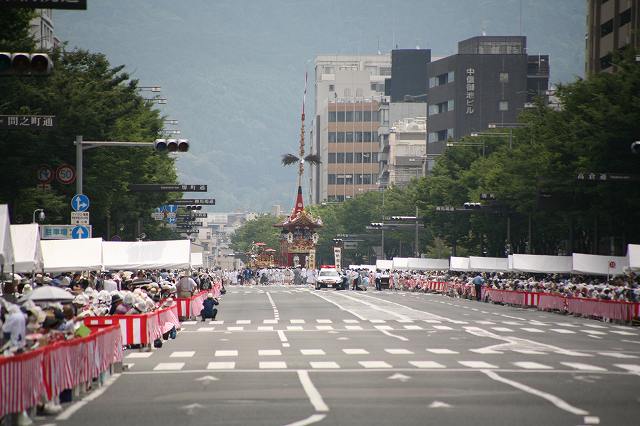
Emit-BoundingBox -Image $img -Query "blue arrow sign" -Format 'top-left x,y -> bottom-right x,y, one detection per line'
165,204 -> 177,213
166,217 -> 176,224
71,225 -> 90,239
71,194 -> 90,212
155,206 -> 165,213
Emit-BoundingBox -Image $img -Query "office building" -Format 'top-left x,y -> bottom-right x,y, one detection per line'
30,9 -> 59,51
425,36 -> 549,153
586,0 -> 639,75
312,54 -> 391,204
386,117 -> 427,187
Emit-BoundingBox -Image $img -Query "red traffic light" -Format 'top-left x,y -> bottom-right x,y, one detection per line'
177,139 -> 189,152
167,138 -> 178,152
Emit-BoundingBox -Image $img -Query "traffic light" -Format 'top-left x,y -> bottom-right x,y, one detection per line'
0,52 -> 53,75
154,138 -> 168,151
154,138 -> 189,152
185,205 -> 202,211
463,202 -> 482,210
177,138 -> 189,152
369,222 -> 384,229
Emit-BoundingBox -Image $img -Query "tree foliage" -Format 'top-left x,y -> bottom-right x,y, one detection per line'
230,215 -> 282,255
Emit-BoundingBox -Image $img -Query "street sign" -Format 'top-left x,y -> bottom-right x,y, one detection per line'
165,204 -> 178,213
577,172 -> 640,182
170,199 -> 216,205
1,0 -> 87,10
71,225 -> 91,239
40,225 -> 74,240
343,241 -> 358,250
36,165 -> 53,183
177,221 -> 203,227
71,211 -> 90,225
155,206 -> 166,213
166,217 -> 176,225
165,212 -> 177,219
151,212 -> 164,220
177,213 -> 207,219
0,114 -> 56,129
609,260 -> 616,269
129,184 -> 208,192
71,194 -> 89,212
56,164 -> 76,185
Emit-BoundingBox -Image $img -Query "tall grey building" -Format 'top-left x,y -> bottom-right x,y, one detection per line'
30,9 -> 59,51
425,36 -> 549,154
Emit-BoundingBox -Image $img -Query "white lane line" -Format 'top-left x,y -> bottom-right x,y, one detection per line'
433,326 -> 453,330
182,321 -> 197,325
206,362 -> 235,369
343,319 -> 359,323
343,348 -> 369,355
410,361 -> 446,369
476,321 -> 495,325
491,327 -> 513,332
521,328 -> 544,333
210,320 -> 224,324
598,352 -> 638,359
379,328 -> 409,342
264,319 -> 278,324
427,349 -> 459,354
345,325 -> 363,330
260,361 -> 287,369
297,370 -> 329,412
126,352 -> 153,359
258,349 -> 282,356
611,330 -> 638,336
310,361 -> 340,369
483,370 -> 589,416
214,350 -> 238,357
458,361 -> 498,369
170,351 -> 195,358
316,325 -> 334,331
374,325 -> 393,330
513,362 -> 553,370
614,364 -> 640,374
291,319 -> 306,324
560,362 -> 607,372
258,326 -> 274,331
227,326 -> 244,331
581,330 -> 606,335
283,414 -> 327,426
301,349 -> 326,356
370,319 -> 386,324
357,292 -> 462,323
404,325 -> 423,330
512,350 -> 546,355
334,292 -> 412,321
550,328 -> 575,334
309,291 -> 366,320
153,362 -> 185,371
197,327 -> 214,332
56,373 -> 121,421
277,330 -> 288,343
359,361 -> 392,369
583,324 -> 606,329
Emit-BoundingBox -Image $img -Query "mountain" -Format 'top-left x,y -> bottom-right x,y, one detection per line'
54,0 -> 586,212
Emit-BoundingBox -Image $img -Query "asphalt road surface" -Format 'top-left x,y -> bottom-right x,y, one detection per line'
46,286 -> 640,426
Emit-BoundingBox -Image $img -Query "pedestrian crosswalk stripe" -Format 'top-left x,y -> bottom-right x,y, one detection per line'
290,319 -> 305,324
556,322 -> 579,327
258,326 -> 274,331
310,361 -> 340,369
215,350 -> 238,357
287,326 -> 304,331
236,320 -> 251,324
345,325 -> 363,330
614,364 -> 640,373
423,320 -> 442,324
316,325 -> 334,330
581,329 -> 606,335
170,351 -> 195,358
153,362 -> 184,371
476,321 -> 495,325
126,352 -> 153,359
197,327 -> 214,332
227,326 -> 244,331
210,320 -> 224,325
410,361 -> 446,369
583,324 -> 606,329
263,319 -> 278,324
343,319 -> 359,323
258,349 -> 282,356
521,328 -> 544,333
206,362 -> 235,370
561,362 -> 606,371
513,362 -> 553,369
317,319 -> 332,324
359,361 -> 392,368
470,348 -> 503,354
370,319 -> 386,324
404,325 -> 423,330
502,321 -> 522,325
610,330 -> 638,336
598,352 -> 638,359
385,349 -> 414,355
433,326 -> 453,330
458,361 -> 498,369
343,349 -> 369,355
397,319 -> 414,323
427,349 -> 459,354
301,349 -> 326,355
491,327 -> 513,332
374,325 -> 393,330
182,321 -> 197,325
512,350 -> 545,355
259,361 -> 287,369
550,329 -> 575,334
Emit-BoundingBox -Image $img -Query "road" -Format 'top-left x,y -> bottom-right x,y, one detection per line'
48,286 -> 640,426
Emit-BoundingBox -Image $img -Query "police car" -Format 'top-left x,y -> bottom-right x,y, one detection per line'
315,265 -> 343,290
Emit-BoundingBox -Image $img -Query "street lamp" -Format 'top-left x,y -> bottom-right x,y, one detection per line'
32,209 -> 44,223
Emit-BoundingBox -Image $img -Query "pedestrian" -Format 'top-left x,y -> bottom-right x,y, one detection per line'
200,293 -> 219,321
177,271 -> 198,298
472,273 -> 485,301
375,269 -> 382,291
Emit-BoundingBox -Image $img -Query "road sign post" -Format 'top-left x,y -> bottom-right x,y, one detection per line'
56,164 -> 76,185
0,115 -> 56,129
71,225 -> 91,239
71,211 -> 90,225
129,184 -> 207,192
71,194 -> 89,212
170,199 -> 216,205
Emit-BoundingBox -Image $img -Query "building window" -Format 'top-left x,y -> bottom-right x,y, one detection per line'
372,153 -> 378,162
429,77 -> 437,88
344,88 -> 351,97
363,152 -> 372,163
355,132 -> 363,142
447,100 -> 455,111
345,153 -> 354,163
428,104 -> 439,116
499,72 -> 509,83
345,175 -> 353,185
363,111 -> 372,121
355,153 -> 362,163
371,111 -> 379,122
345,132 -> 354,143
345,111 -> 354,122
336,175 -> 345,185
328,174 -> 336,184
329,84 -> 335,92
447,71 -> 455,83
329,111 -> 336,122
363,132 -> 372,142
337,111 -> 345,122
356,88 -> 363,97
328,132 -> 337,143
447,128 -> 454,139
337,132 -> 345,143
337,153 -> 345,163
354,111 -> 362,121
379,66 -> 392,76
499,100 -> 509,111
600,19 -> 613,37
325,66 -> 334,74
428,132 -> 438,143
336,195 -> 345,202
620,8 -> 631,26
328,153 -> 336,163
600,53 -> 613,70
437,129 -> 448,141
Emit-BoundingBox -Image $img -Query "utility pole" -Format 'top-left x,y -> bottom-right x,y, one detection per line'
414,205 -> 419,257
381,190 -> 385,260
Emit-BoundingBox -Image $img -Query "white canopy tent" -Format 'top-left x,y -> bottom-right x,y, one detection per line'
392,257 -> 410,270
511,254 -> 572,273
376,260 -> 393,271
468,256 -> 509,272
628,244 -> 640,271
41,238 -> 103,273
8,224 -> 44,273
449,257 -> 470,271
571,253 -> 628,276
190,252 -> 203,268
0,204 -> 13,269
102,240 -> 191,270
406,257 -> 450,271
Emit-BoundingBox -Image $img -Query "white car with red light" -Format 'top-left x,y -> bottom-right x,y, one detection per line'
315,266 -> 342,290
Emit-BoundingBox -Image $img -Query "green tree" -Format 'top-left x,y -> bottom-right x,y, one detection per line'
230,214 -> 282,255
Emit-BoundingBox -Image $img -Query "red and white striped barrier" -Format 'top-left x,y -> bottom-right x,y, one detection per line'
523,292 -> 541,306
157,303 -> 181,333
0,348 -> 43,418
175,291 -> 207,319
565,298 -> 638,322
84,312 -> 162,346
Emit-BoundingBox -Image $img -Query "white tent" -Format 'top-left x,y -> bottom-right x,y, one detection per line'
449,257 -> 470,271
406,257 -> 450,270
511,254 -> 572,273
190,252 -> 203,267
102,240 -> 191,270
468,256 -> 510,272
392,257 -> 410,270
375,260 -> 393,270
571,253 -> 628,276
8,224 -> 43,273
0,204 -> 13,268
41,238 -> 103,273
627,244 -> 640,271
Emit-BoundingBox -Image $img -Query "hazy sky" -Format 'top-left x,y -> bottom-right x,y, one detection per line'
55,0 -> 585,213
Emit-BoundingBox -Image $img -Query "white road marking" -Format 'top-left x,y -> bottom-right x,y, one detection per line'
264,319 -> 278,324
427,349 -> 459,354
206,362 -> 235,369
197,327 -> 214,332
126,352 -> 153,359
470,348 -> 504,354
260,361 -> 287,369
397,319 -> 414,323
581,330 -> 606,335
521,328 -> 544,333
560,362 -> 606,371
227,326 -> 244,331
153,362 -> 185,371
410,361 -> 446,369
374,325 -> 393,330
614,364 -> 640,374
482,370 -> 589,416
236,320 -> 250,324
513,362 -> 553,369
423,320 -> 442,324
598,352 -> 638,359
297,370 -> 329,412
458,361 -> 498,369
583,416 -> 600,424
476,321 -> 495,325
317,319 -> 332,323
214,350 -> 238,357
404,325 -> 423,330
512,349 -> 546,355
556,322 -> 579,327
343,319 -> 359,323
611,330 -> 638,336
56,373 -> 121,421
210,320 -> 224,324
170,351 -> 195,358
359,361 -> 392,369
301,349 -> 326,355
433,326 -> 453,330
283,414 -> 327,426
502,321 -> 522,325
258,349 -> 282,356
308,291 -> 366,320
370,319 -> 386,324
491,327 -> 513,332
379,328 -> 409,341
182,321 -> 197,325
550,329 -> 575,334
291,319 -> 306,324
583,324 -> 606,329
258,326 -> 274,331
343,348 -> 369,355
385,349 -> 414,355
345,325 -> 363,330
316,325 -> 334,331
287,326 -> 304,331
277,330 -> 288,343
310,361 -> 340,369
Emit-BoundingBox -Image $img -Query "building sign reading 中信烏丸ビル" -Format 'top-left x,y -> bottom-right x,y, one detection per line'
465,68 -> 475,114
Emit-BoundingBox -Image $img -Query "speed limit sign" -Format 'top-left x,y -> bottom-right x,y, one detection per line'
36,165 -> 53,184
56,164 -> 76,185
609,260 -> 616,269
